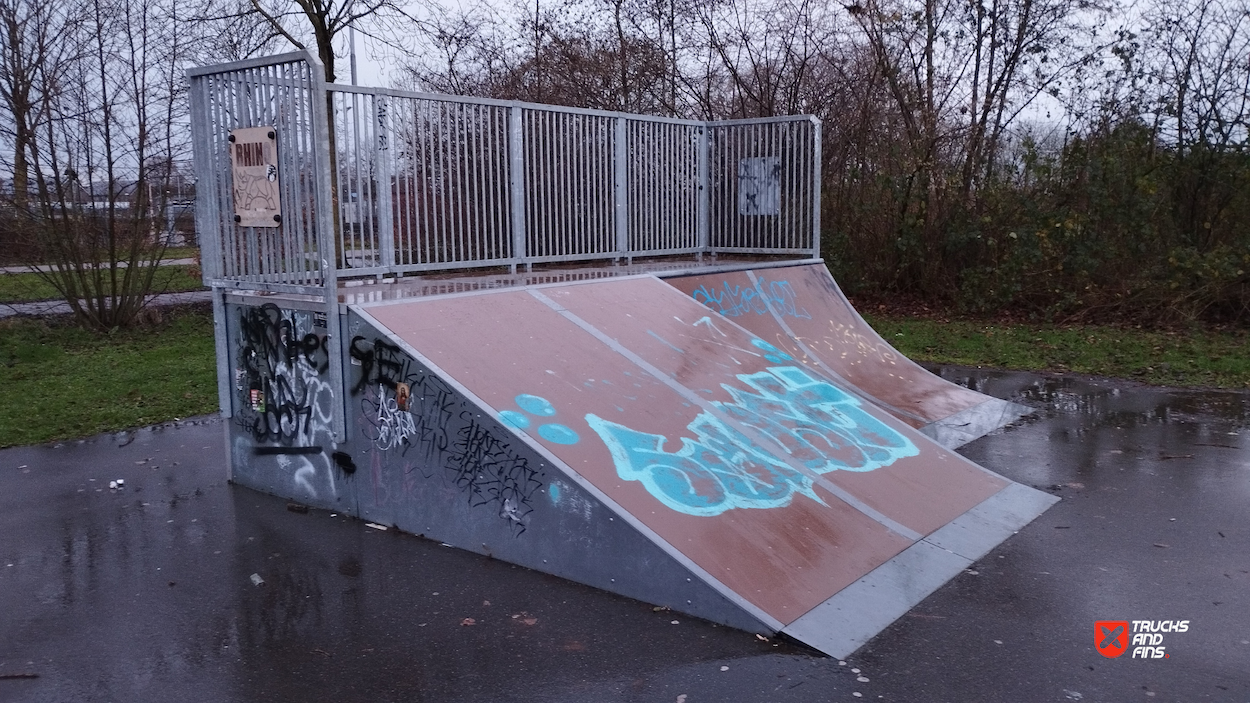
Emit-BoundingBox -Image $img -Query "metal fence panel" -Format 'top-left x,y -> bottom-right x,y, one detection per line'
626,119 -> 702,257
707,117 -> 818,255
189,54 -> 327,292
331,89 -> 516,274
522,109 -> 617,262
191,54 -> 822,286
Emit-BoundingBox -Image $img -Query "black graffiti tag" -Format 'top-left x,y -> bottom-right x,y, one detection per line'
350,336 -> 410,395
237,304 -> 329,445
444,411 -> 545,534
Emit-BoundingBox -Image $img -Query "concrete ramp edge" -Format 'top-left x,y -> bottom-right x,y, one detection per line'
782,482 -> 1059,658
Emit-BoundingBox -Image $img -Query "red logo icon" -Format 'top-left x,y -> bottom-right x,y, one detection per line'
1096,621 -> 1129,658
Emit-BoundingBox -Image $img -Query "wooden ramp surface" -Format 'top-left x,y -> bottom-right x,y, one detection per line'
360,274 -> 1055,655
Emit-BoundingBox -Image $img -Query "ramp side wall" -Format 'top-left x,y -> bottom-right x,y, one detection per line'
220,297 -> 769,633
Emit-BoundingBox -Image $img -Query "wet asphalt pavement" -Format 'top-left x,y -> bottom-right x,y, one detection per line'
1,367 -> 1248,703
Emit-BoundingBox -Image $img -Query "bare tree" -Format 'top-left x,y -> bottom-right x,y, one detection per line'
237,0 -> 426,83
0,0 -> 190,329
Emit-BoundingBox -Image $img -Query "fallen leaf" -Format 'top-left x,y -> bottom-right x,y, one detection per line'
461,618 -> 476,626
522,617 -> 538,626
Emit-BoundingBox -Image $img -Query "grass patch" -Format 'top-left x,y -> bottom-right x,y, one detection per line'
0,265 -> 206,304
162,246 -> 200,261
862,314 -> 1250,389
0,306 -> 218,448
1,299 -> 1246,449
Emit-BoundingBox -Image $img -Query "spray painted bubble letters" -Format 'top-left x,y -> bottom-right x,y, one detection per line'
587,365 -> 918,516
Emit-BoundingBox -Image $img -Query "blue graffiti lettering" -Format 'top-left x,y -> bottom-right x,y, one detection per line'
690,277 -> 810,320
586,366 -> 917,516
501,393 -> 580,445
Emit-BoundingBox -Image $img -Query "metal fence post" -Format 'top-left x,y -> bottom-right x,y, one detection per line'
375,97 -> 395,271
810,117 -> 822,259
697,124 -> 710,261
613,117 -> 629,263
308,53 -> 347,442
508,105 -> 527,273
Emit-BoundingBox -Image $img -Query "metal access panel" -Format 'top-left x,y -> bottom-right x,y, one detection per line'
222,297 -> 356,511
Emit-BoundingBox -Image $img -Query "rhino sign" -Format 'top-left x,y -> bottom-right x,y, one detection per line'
230,126 -> 281,227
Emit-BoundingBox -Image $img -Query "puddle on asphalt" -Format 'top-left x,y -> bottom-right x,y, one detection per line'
929,364 -> 1250,429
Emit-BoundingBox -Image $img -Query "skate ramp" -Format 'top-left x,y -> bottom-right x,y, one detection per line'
664,263 -> 1031,448
354,275 -> 1056,656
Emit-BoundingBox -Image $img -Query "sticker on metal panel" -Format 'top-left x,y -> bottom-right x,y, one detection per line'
229,126 -> 281,227
738,156 -> 781,216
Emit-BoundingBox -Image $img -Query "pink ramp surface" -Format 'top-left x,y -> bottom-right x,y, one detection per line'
542,277 -> 1007,537
366,278 -> 1005,625
665,264 -> 990,428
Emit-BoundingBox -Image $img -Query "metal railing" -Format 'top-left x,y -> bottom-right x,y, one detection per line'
188,50 -> 821,287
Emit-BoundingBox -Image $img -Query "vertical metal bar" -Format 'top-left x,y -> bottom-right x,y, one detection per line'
810,117 -> 822,258
376,96 -> 395,270
419,100 -> 433,265
295,63 -> 313,281
497,107 -> 508,260
543,112 -> 555,258
508,104 -> 526,270
450,102 -> 462,264
429,100 -> 441,265
488,106 -> 499,260
456,103 -> 468,261
211,288 -> 233,419
407,98 -> 419,265
540,111 -> 551,258
613,117 -> 628,261
402,97 -> 412,266
697,123 -> 709,259
394,97 -> 408,267
601,118 -> 610,252
438,100 -> 450,264
307,52 -> 345,442
189,76 -> 220,283
469,104 -> 479,261
425,101 -> 438,264
664,123 -> 672,251
474,105 -> 486,261
792,122 -> 801,251
449,102 -> 461,262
